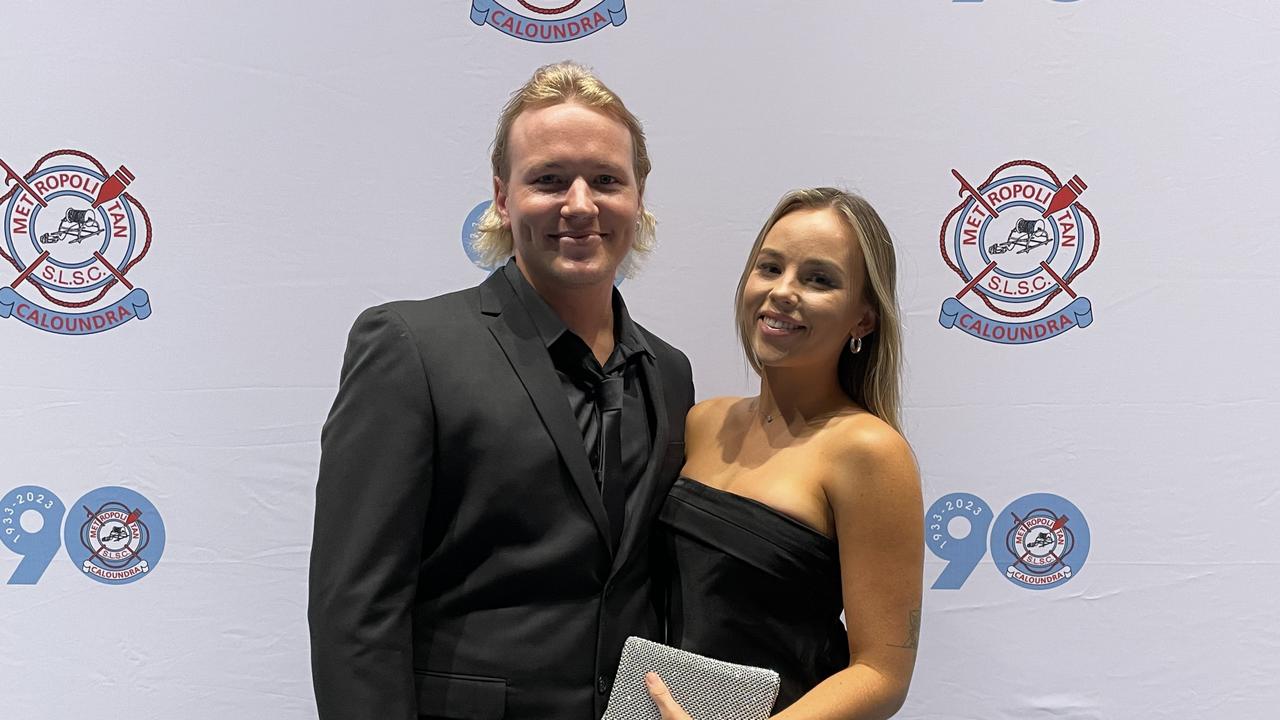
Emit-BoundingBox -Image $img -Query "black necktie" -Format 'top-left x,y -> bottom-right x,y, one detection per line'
597,374 -> 625,550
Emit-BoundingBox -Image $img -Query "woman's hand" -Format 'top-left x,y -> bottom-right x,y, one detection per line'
645,672 -> 694,720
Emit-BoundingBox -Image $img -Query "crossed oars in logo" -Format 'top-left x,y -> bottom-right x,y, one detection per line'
949,168 -> 1087,301
1,156 -> 135,292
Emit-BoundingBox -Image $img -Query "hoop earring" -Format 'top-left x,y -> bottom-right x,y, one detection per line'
849,336 -> 862,354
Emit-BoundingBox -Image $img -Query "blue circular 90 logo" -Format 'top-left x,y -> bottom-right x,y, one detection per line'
927,491 -> 1089,590
1,484 -> 164,586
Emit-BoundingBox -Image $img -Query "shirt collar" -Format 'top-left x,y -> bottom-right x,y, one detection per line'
500,257 -> 652,359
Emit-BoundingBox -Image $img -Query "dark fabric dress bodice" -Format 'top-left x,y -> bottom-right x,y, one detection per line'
659,476 -> 849,712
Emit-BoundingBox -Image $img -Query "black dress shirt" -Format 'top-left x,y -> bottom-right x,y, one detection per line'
501,260 -> 654,542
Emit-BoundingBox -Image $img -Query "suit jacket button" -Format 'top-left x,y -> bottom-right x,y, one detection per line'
598,674 -> 609,694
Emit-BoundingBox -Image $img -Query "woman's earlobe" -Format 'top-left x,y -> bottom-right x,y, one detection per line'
850,311 -> 877,341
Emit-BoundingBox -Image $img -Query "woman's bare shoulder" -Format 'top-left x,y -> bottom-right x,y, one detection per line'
823,410 -> 910,455
685,396 -> 750,444
820,412 -> 918,493
686,396 -> 749,428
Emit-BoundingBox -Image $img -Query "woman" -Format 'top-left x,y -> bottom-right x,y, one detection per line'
647,188 -> 923,719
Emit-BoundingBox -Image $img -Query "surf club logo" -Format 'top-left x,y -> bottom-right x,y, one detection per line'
988,493 -> 1089,590
926,490 -> 1089,591
470,0 -> 627,43
1,149 -> 152,335
64,486 -> 165,585
938,161 -> 1099,344
2,484 -> 165,586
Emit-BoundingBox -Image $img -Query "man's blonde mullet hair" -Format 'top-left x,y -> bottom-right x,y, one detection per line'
471,61 -> 657,277
734,188 -> 905,434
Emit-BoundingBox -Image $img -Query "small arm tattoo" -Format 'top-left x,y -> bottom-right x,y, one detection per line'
889,607 -> 921,650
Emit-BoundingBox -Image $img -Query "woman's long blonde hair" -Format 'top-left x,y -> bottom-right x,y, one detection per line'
735,188 -> 904,433
470,61 -> 657,277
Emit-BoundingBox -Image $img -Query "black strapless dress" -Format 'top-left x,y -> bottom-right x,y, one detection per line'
659,476 -> 849,712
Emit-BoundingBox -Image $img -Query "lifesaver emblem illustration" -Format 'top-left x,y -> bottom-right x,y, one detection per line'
65,486 -> 165,585
939,160 -> 1099,344
1,149 -> 152,335
989,493 -> 1089,590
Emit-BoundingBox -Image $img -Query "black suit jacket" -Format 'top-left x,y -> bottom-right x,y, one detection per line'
309,269 -> 694,719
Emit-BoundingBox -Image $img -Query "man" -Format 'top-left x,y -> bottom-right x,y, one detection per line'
309,62 -> 694,720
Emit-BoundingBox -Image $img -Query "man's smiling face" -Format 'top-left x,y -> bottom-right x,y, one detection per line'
495,100 -> 641,294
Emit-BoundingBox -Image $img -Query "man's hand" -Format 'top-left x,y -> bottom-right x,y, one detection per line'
644,672 -> 694,720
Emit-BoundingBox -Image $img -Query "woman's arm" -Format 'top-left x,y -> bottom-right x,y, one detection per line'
770,421 -> 924,719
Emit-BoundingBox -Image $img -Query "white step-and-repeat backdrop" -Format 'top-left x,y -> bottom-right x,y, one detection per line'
2,1 -> 1277,717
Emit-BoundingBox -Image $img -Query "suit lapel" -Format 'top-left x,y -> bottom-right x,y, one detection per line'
480,273 -> 612,550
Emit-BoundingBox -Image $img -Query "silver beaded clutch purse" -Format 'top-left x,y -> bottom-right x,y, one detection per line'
602,636 -> 780,720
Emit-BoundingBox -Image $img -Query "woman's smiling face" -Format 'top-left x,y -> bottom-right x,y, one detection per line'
740,207 -> 876,370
